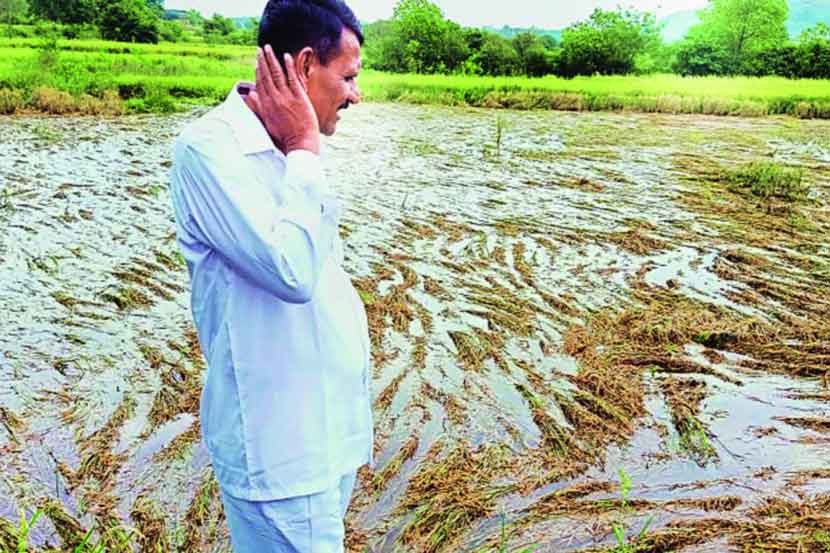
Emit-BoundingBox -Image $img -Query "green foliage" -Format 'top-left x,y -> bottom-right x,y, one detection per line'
99,0 -> 159,44
673,40 -> 731,75
726,161 -> 809,202
0,0 -> 28,25
158,18 -> 183,42
365,1 -> 559,77
4,0 -> 827,80
144,0 -> 163,15
203,13 -> 234,38
1,37 -> 830,117
28,0 -> 96,24
512,31 -> 555,77
475,32 -> 520,76
13,509 -> 42,552
372,0 -> 469,73
558,8 -> 662,77
794,23 -> 830,78
686,0 -> 789,71
35,26 -> 59,65
633,43 -> 677,74
610,469 -> 654,553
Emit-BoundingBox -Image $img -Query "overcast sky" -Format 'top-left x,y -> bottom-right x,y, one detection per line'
164,0 -> 709,27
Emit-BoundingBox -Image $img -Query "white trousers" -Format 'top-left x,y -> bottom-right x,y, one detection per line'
221,471 -> 357,553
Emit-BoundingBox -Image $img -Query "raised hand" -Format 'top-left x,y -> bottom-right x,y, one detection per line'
245,45 -> 321,155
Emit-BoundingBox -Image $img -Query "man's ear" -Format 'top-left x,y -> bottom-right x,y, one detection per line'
295,46 -> 316,90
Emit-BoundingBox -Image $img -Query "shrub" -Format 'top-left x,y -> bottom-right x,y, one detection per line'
158,20 -> 183,43
36,31 -> 60,68
0,88 -> 24,114
77,90 -> 124,115
673,40 -> 731,76
727,161 -> 809,202
30,86 -> 75,114
99,0 -> 160,44
124,86 -> 176,113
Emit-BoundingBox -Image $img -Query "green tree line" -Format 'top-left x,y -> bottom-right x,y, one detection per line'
365,0 -> 828,79
0,0 -> 256,44
0,0 -> 827,79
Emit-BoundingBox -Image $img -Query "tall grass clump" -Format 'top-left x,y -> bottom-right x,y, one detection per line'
0,88 -> 24,113
726,161 -> 809,202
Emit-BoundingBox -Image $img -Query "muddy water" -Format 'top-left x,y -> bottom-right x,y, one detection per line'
0,105 -> 828,552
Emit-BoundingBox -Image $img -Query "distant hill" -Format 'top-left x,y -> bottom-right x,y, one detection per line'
163,10 -> 257,28
659,10 -> 700,43
659,0 -> 830,43
483,25 -> 562,43
231,17 -> 258,29
163,9 -> 188,20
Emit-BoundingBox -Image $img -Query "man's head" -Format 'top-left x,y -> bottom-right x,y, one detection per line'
258,0 -> 363,136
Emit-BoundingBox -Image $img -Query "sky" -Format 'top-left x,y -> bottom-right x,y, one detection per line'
164,0 -> 709,27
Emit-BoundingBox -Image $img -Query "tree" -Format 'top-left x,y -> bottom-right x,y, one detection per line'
28,0 -> 97,23
673,40 -> 731,75
476,32 -> 520,75
184,8 -> 202,27
203,13 -> 234,37
145,0 -> 163,13
557,8 -> 662,77
362,19 -> 395,69
99,0 -> 159,43
385,0 -> 469,73
512,31 -> 555,76
687,0 -> 789,70
0,0 -> 27,25
795,23 -> 830,78
158,18 -> 183,42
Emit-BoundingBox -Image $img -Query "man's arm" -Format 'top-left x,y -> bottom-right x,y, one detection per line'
171,139 -> 339,304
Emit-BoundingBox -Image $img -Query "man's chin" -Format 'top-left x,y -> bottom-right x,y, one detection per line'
321,124 -> 337,137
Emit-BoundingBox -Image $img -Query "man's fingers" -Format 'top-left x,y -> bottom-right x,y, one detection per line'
264,45 -> 287,92
244,90 -> 261,113
256,48 -> 277,100
284,53 -> 298,91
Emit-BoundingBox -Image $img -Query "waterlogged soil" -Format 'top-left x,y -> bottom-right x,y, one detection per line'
0,105 -> 829,553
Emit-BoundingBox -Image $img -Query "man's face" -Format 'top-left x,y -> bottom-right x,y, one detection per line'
306,29 -> 362,137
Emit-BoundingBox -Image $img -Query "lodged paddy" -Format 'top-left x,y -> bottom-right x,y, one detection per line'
0,104 -> 828,552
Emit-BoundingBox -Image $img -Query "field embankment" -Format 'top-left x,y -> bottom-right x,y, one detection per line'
1,38 -> 830,118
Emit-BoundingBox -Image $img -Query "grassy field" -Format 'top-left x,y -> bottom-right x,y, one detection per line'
1,37 -> 830,117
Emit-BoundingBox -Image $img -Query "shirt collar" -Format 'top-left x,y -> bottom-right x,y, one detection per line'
222,81 -> 285,158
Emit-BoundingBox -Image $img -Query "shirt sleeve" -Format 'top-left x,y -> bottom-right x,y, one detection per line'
171,139 -> 340,304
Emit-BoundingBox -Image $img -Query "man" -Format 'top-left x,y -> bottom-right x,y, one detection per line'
168,1 -> 372,550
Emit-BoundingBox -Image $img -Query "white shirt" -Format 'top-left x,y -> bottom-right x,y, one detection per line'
169,83 -> 373,501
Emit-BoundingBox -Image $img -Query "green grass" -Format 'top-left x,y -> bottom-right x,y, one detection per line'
1,37 -> 830,117
726,161 -> 809,202
359,72 -> 830,117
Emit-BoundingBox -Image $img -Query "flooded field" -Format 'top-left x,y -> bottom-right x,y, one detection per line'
1,104 -> 829,552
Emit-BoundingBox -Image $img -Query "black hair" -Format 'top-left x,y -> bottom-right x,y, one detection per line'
258,0 -> 364,65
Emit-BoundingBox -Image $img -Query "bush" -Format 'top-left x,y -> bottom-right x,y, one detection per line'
124,86 -> 177,113
0,24 -> 37,38
727,161 -> 809,202
30,86 -> 75,113
60,23 -> 100,40
158,20 -> 183,42
673,40 -> 731,76
26,86 -> 124,115
0,88 -> 25,114
99,0 -> 160,44
557,8 -> 662,77
78,89 -> 124,115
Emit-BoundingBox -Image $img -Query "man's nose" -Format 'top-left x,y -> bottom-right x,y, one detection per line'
349,83 -> 361,105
